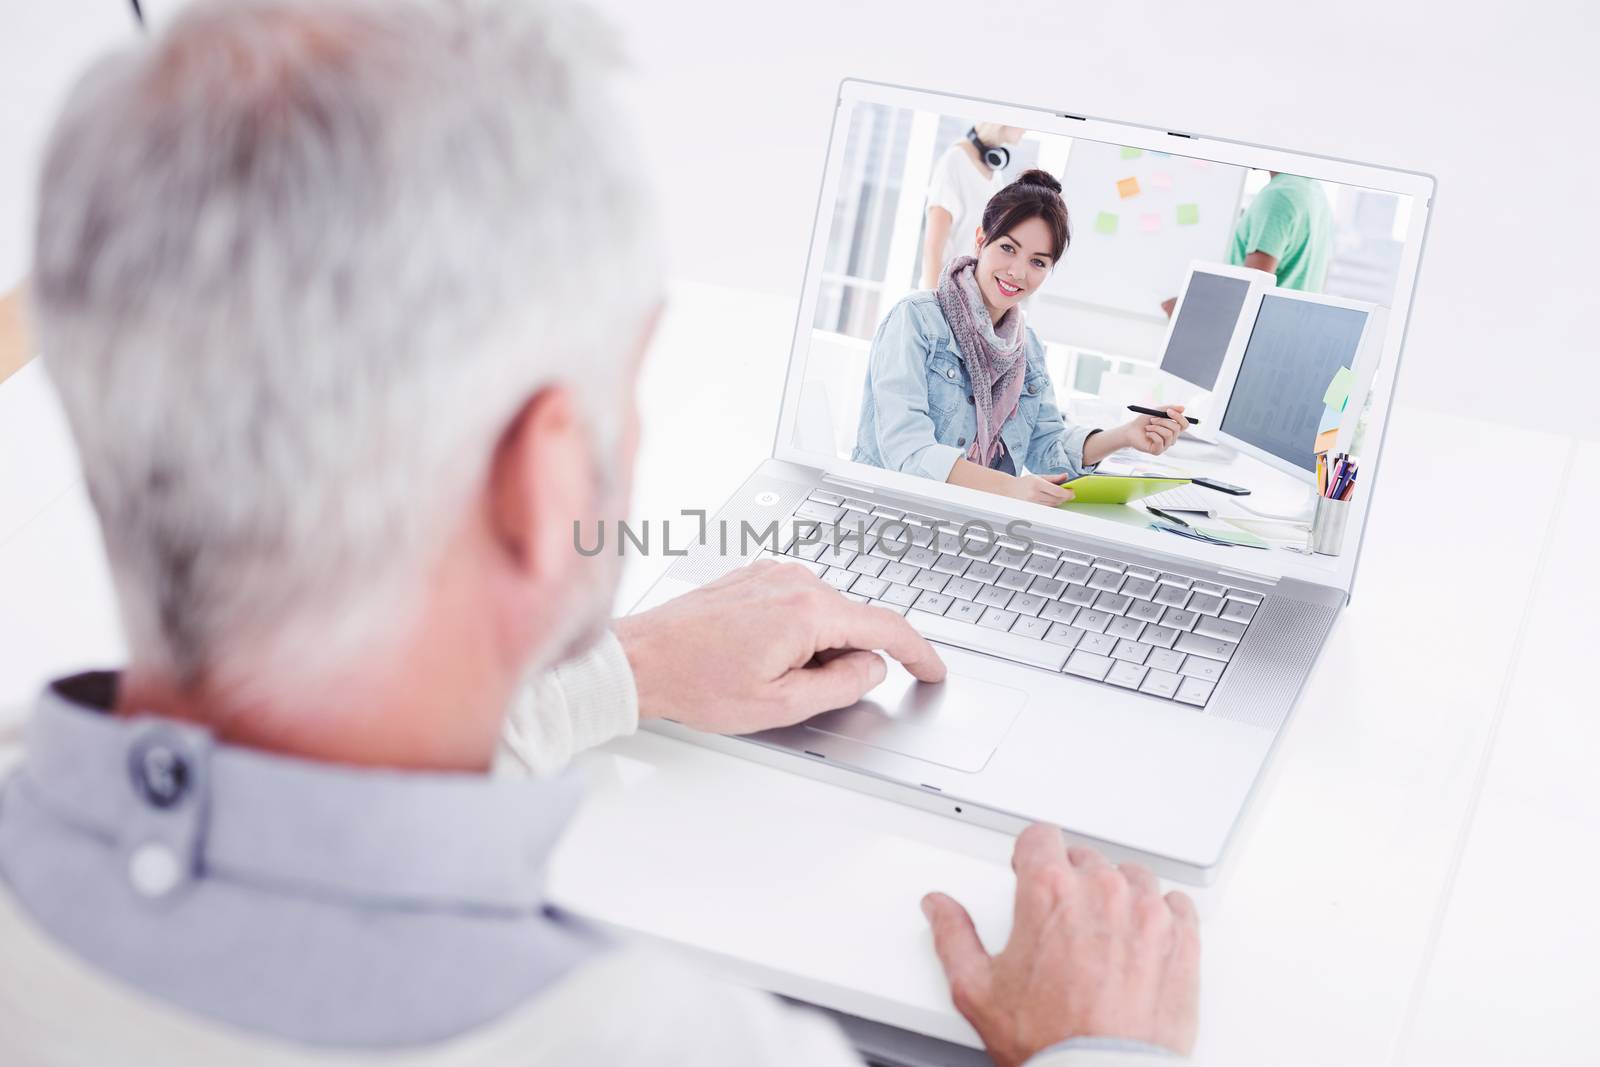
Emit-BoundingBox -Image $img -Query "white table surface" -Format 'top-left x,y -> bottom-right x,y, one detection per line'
1,283 -> 1594,1065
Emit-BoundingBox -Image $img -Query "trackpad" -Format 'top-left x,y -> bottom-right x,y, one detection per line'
801,661 -> 1024,773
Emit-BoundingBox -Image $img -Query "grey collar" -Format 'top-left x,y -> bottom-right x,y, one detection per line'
19,672 -> 581,913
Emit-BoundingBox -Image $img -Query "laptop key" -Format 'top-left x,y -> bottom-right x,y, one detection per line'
997,568 -> 1033,591
1225,589 -> 1264,606
1092,559 -> 1127,575
1174,677 -> 1215,707
1178,656 -> 1223,682
1159,573 -> 1194,589
974,585 -> 1014,609
965,561 -> 1003,584
870,506 -> 903,520
1125,565 -> 1160,581
1140,669 -> 1183,699
1062,584 -> 1099,607
911,570 -> 950,592
841,497 -> 874,514
1153,584 -> 1191,608
1162,608 -> 1200,632
848,554 -> 888,577
880,583 -> 921,608
1012,615 -> 1052,640
1175,632 -> 1235,663
1192,580 -> 1227,597
1111,639 -> 1151,664
807,490 -> 844,506
816,545 -> 857,569
945,598 -> 986,624
1024,554 -> 1059,576
880,560 -> 919,585
1044,623 -> 1082,649
1094,592 -> 1132,615
1221,599 -> 1258,625
978,607 -> 1019,631
943,576 -> 983,601
1028,576 -> 1066,598
1058,549 -> 1094,565
906,610 -> 1071,671
821,567 -> 857,591
1195,615 -> 1247,643
1077,632 -> 1119,657
1088,570 -> 1125,592
1147,648 -> 1186,673
1106,661 -> 1148,690
1106,616 -> 1146,641
795,499 -> 846,524
933,553 -> 971,576
842,592 -> 870,604
1121,577 -> 1159,600
850,576 -> 889,600
995,547 -> 1030,568
1057,563 -> 1094,584
1040,600 -> 1079,624
1072,608 -> 1112,633
1008,593 -> 1047,617
914,591 -> 955,615
1065,651 -> 1115,681
878,601 -> 910,615
1127,600 -> 1165,624
1141,624 -> 1179,649
1188,592 -> 1226,617
902,546 -> 940,569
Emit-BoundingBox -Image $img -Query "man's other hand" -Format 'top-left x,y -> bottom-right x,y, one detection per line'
923,825 -> 1200,1065
613,559 -> 947,733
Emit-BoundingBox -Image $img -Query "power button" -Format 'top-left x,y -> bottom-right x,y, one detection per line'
754,490 -> 780,507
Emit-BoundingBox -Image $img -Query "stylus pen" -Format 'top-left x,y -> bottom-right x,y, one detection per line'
1146,506 -> 1192,528
1127,404 -> 1200,426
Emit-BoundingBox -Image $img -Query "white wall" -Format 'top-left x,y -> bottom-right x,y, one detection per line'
590,0 -> 1599,437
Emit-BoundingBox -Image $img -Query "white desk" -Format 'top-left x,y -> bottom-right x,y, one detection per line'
1,283 -> 1593,1065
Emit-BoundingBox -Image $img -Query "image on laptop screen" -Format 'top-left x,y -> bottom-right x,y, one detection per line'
1218,295 -> 1370,474
1161,271 -> 1253,391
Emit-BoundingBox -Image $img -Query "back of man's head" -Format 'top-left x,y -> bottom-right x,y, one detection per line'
31,0 -> 659,692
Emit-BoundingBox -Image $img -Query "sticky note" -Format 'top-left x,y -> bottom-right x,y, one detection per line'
1140,213 -> 1161,233
1176,203 -> 1200,225
1322,366 -> 1355,409
1150,171 -> 1174,191
1116,177 -> 1141,199
1094,211 -> 1119,235
1318,403 -> 1342,434
1120,147 -> 1143,160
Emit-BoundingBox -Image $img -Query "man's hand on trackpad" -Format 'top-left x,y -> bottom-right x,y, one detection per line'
612,559 -> 947,734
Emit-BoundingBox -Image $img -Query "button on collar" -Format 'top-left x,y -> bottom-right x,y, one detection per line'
130,735 -> 191,809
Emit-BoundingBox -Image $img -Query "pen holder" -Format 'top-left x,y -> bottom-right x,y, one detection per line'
1310,495 -> 1351,556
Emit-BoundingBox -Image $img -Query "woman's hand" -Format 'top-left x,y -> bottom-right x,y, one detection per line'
1008,472 -> 1076,506
1117,405 -> 1189,457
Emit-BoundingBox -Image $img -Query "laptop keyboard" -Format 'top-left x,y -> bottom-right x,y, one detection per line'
768,490 -> 1264,709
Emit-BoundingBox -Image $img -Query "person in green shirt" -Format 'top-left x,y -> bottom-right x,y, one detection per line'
1228,171 -> 1332,291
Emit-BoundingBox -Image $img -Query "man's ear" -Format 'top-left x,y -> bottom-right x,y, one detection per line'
486,384 -> 596,585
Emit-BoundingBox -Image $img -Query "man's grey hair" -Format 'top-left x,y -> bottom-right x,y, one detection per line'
31,0 -> 660,690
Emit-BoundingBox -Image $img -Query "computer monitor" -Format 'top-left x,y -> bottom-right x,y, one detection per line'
1158,263 -> 1273,392
1214,291 -> 1387,484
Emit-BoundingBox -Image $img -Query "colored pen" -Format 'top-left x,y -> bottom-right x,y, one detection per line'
1127,404 -> 1200,427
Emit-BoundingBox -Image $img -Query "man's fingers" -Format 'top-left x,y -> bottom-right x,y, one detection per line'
1042,470 -> 1075,484
773,649 -> 887,723
1012,822 -> 1069,876
818,600 -> 948,683
921,892 -> 992,1016
1067,844 -> 1112,871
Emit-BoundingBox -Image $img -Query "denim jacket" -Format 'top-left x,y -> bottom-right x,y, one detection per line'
851,291 -> 1097,483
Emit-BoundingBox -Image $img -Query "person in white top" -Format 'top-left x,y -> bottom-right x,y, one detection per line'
0,1 -> 1201,1065
920,123 -> 1026,289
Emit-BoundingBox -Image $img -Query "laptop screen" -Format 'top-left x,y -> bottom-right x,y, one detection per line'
781,85 -> 1428,583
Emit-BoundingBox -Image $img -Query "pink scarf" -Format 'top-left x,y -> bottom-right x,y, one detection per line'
936,256 -> 1027,469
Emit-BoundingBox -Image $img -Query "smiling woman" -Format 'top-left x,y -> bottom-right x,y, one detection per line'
851,170 -> 1190,507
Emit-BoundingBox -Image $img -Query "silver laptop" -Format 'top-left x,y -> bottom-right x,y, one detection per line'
632,80 -> 1433,884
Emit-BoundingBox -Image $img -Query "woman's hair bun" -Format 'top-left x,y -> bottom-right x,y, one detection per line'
1014,168 -> 1063,194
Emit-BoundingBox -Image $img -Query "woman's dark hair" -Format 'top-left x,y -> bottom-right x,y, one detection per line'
979,168 -> 1071,263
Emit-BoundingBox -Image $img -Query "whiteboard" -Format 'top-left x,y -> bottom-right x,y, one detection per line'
1040,140 -> 1246,320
